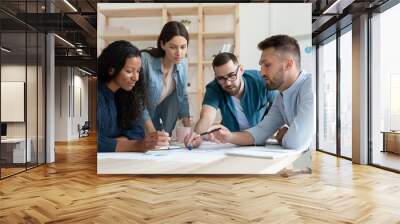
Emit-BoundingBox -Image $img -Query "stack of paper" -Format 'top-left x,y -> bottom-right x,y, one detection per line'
225,147 -> 304,159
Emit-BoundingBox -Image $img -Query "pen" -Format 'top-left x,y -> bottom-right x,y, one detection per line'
159,118 -> 170,150
199,127 -> 222,136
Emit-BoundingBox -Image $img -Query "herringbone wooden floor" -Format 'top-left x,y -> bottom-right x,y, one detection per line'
1,135 -> 400,224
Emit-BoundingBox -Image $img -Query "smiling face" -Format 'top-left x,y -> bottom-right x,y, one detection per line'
161,35 -> 188,64
110,56 -> 142,91
259,48 -> 285,91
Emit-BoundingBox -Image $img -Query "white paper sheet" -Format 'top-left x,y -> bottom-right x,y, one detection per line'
98,142 -> 305,163
225,146 -> 307,159
98,142 -> 238,164
145,149 -> 226,163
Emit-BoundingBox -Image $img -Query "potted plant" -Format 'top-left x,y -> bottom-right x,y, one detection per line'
180,19 -> 191,31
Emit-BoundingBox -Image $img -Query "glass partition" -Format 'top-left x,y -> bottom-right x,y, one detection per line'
370,3 -> 400,171
339,28 -> 352,158
0,0 -> 46,179
317,36 -> 337,155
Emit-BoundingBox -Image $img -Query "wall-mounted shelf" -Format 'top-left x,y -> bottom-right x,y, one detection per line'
167,7 -> 198,16
98,4 -> 240,122
100,8 -> 163,18
203,5 -> 236,15
203,32 -> 235,39
101,34 -> 158,42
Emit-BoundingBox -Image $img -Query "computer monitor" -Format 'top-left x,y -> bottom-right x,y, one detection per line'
1,123 -> 7,138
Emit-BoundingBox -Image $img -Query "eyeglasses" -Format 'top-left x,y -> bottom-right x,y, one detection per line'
215,66 -> 239,85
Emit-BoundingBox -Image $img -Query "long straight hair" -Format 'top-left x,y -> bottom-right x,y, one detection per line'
141,21 -> 189,58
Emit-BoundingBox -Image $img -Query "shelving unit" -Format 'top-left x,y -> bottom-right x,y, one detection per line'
100,33 -> 199,42
98,3 -> 240,122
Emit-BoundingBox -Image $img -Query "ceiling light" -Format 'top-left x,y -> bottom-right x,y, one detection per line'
322,0 -> 354,15
54,34 -> 75,48
1,47 -> 11,53
78,67 -> 92,76
323,0 -> 341,14
63,0 -> 78,12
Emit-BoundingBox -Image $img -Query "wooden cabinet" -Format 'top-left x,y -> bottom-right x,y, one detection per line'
98,4 -> 239,122
382,131 -> 400,154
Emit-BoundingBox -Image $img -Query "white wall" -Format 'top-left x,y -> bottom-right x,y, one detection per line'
55,66 -> 68,141
239,3 -> 312,71
72,73 -> 89,137
1,64 -> 46,163
1,65 -> 26,81
1,65 -> 37,137
55,67 -> 89,141
1,65 -> 26,139
239,4 -> 269,70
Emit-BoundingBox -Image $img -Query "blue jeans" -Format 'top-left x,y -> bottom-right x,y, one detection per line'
152,91 -> 180,135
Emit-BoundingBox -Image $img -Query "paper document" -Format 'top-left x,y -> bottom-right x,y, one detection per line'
98,147 -> 231,164
145,149 -> 227,163
225,147 -> 305,159
158,143 -> 186,150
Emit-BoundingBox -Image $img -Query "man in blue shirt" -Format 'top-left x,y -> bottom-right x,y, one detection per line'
209,35 -> 315,149
184,52 -> 277,148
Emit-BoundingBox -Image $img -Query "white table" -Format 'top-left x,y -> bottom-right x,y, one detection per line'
1,138 -> 31,163
97,143 -> 311,175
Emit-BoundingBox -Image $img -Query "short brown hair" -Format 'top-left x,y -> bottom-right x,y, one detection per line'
258,34 -> 301,68
212,52 -> 238,68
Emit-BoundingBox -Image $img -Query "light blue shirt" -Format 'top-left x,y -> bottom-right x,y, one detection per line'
247,71 -> 315,149
140,51 -> 190,133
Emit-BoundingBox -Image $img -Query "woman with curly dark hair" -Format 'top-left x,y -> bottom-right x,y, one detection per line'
97,40 -> 170,152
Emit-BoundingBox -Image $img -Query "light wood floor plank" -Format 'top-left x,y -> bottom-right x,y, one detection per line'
0,135 -> 399,223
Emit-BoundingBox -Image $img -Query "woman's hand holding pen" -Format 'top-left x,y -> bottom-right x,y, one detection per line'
143,131 -> 170,150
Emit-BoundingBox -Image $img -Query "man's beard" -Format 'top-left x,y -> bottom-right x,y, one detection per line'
224,80 -> 241,96
266,67 -> 284,90
224,86 -> 239,96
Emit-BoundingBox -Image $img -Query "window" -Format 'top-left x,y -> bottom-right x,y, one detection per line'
0,0 -> 47,179
339,28 -> 352,158
371,2 -> 400,171
318,37 -> 337,155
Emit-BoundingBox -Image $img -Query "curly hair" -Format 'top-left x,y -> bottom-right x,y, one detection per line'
97,40 -> 147,131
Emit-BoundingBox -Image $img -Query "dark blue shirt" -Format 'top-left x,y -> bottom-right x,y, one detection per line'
97,82 -> 145,152
203,70 -> 278,132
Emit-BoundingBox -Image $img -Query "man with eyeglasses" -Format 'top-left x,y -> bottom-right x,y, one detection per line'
208,35 -> 315,150
184,52 -> 277,148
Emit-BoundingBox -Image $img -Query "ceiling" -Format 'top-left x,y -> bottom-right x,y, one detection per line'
0,0 -> 393,74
